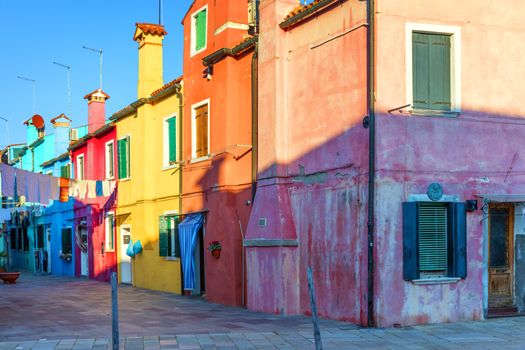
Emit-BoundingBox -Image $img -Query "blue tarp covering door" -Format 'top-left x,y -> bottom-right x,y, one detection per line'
178,213 -> 204,291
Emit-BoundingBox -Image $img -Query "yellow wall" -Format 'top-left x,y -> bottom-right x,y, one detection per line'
115,90 -> 182,294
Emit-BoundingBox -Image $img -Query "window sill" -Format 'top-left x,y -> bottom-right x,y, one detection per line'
164,257 -> 180,261
118,177 -> 131,182
411,277 -> 461,285
162,164 -> 179,172
190,155 -> 211,164
410,109 -> 460,118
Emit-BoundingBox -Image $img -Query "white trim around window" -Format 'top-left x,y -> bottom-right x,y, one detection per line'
405,23 -> 462,113
190,4 -> 208,57
162,113 -> 178,170
105,211 -> 115,252
105,140 -> 115,180
76,154 -> 85,180
191,98 -> 210,160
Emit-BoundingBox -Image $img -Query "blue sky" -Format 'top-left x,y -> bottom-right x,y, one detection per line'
0,0 -> 194,148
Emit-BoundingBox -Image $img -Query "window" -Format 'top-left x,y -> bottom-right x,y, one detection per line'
117,136 -> 130,180
61,227 -> 72,254
159,215 -> 180,258
163,116 -> 177,168
23,226 -> 29,252
76,154 -> 85,180
403,201 -> 466,281
191,6 -> 208,56
105,212 -> 115,252
36,225 -> 45,249
10,228 -> 17,250
105,140 -> 115,179
192,101 -> 209,159
60,164 -> 71,179
406,24 -> 461,113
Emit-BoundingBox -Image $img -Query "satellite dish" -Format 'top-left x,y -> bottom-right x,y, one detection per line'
31,114 -> 45,129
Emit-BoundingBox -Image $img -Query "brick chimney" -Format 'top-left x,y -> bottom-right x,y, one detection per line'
134,23 -> 167,98
84,89 -> 110,134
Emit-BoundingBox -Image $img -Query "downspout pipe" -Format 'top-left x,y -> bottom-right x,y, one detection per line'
251,42 -> 258,202
175,85 -> 184,294
366,0 -> 376,327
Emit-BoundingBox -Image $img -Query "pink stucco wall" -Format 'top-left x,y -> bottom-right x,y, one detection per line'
246,0 -> 369,324
373,0 -> 525,326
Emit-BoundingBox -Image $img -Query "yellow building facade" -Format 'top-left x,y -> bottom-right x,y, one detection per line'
111,23 -> 183,294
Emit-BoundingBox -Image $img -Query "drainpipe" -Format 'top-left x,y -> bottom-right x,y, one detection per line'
251,42 -> 258,202
175,85 -> 184,295
366,0 -> 376,328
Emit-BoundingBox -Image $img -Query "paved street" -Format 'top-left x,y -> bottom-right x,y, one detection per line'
1,274 -> 525,349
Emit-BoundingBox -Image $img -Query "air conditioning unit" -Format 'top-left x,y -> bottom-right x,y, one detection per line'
70,128 -> 79,142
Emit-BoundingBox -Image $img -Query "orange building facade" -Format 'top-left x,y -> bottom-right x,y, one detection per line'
181,0 -> 256,306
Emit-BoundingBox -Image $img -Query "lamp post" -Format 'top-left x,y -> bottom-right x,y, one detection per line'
17,75 -> 36,115
0,116 -> 9,147
53,61 -> 72,116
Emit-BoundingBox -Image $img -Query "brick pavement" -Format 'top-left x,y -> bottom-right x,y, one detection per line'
1,273 -> 525,349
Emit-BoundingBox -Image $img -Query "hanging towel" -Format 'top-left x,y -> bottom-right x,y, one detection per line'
87,180 -> 97,199
16,170 -> 28,200
37,173 -> 51,205
0,164 -> 16,197
59,178 -> 70,203
102,181 -> 116,197
68,179 -> 78,197
178,213 -> 204,291
50,177 -> 60,201
0,208 -> 11,222
96,181 -> 103,197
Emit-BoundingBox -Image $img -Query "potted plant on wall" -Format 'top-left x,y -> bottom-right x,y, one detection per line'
208,240 -> 222,259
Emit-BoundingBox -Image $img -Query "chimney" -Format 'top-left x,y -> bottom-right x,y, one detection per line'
134,23 -> 167,98
50,113 -> 71,155
84,89 -> 110,134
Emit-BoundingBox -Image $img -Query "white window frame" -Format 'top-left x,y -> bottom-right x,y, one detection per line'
105,211 -> 115,252
190,4 -> 208,57
163,210 -> 179,260
405,23 -> 462,113
162,114 -> 178,170
191,98 -> 211,161
105,140 -> 115,180
76,154 -> 85,180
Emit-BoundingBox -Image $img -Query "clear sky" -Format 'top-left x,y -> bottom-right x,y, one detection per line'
0,0 -> 194,148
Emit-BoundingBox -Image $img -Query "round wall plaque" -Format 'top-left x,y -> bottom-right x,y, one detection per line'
427,183 -> 443,201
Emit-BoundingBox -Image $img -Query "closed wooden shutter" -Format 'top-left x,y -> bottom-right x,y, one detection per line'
195,10 -> 207,51
118,137 -> 129,179
195,105 -> 209,157
412,32 -> 451,111
449,202 -> 467,278
62,228 -> 72,254
418,202 -> 447,273
159,216 -> 168,257
168,117 -> 177,163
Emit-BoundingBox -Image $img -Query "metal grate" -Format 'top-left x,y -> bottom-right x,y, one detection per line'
419,202 -> 447,273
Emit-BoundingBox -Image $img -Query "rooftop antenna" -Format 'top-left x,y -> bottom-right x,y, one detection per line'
53,61 -> 72,117
17,75 -> 36,115
159,0 -> 163,25
83,46 -> 103,90
0,116 -> 9,147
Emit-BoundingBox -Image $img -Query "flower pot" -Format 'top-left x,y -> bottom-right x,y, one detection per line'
0,272 -> 20,284
211,249 -> 221,259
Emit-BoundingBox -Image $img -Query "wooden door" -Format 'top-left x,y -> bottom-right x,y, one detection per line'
488,204 -> 514,308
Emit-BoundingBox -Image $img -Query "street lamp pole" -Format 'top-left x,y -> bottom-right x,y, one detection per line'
17,75 -> 36,115
53,61 -> 72,116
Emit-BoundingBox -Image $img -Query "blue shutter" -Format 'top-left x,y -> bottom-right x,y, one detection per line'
403,202 -> 420,280
449,202 -> 467,278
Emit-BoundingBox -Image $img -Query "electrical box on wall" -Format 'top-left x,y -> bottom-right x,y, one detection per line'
466,200 -> 478,212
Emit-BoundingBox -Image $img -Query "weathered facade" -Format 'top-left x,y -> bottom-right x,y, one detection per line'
181,0 -> 255,306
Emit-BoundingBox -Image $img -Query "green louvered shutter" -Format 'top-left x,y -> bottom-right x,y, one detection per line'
118,138 -> 129,179
159,216 -> 168,257
168,117 -> 177,163
429,34 -> 451,111
413,32 -> 430,110
173,217 -> 180,258
418,202 -> 447,274
413,32 -> 451,111
60,164 -> 70,178
195,10 -> 207,51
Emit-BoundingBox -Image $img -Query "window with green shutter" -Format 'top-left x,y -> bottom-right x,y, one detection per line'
159,216 -> 168,257
168,117 -> 177,163
194,9 -> 207,52
117,137 -> 130,179
61,228 -> 72,254
412,32 -> 451,111
403,201 -> 467,280
159,215 -> 180,258
60,164 -> 71,178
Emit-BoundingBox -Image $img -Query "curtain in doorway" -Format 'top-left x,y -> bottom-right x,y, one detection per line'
178,213 -> 204,291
